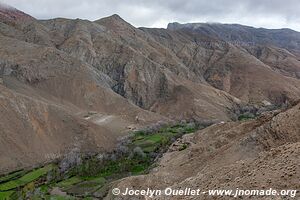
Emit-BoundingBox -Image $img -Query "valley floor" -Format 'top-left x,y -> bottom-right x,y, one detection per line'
0,122 -> 201,199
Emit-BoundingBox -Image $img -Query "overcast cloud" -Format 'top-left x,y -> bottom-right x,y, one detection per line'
1,0 -> 300,31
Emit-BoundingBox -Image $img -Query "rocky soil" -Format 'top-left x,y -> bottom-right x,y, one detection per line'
109,101 -> 300,199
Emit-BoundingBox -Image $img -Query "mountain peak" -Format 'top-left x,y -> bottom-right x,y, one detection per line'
167,22 -> 181,30
95,14 -> 136,32
109,14 -> 123,20
95,14 -> 127,25
0,3 -> 34,22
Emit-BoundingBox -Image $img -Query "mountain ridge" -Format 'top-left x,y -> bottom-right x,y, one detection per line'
167,21 -> 300,54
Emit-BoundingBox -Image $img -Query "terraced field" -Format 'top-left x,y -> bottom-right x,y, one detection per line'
0,122 -> 201,199
0,165 -> 55,199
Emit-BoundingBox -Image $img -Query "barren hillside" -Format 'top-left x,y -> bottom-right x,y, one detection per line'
0,4 -> 299,199
110,101 -> 300,199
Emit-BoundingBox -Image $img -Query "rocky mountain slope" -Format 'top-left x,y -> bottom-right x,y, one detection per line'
142,27 -> 300,104
110,101 -> 300,199
0,3 -> 300,178
0,5 -> 164,172
167,22 -> 300,54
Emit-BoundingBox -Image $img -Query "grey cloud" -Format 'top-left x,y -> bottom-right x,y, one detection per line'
1,0 -> 300,31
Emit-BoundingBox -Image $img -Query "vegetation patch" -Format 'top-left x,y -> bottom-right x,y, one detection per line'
0,170 -> 25,184
0,165 -> 54,191
69,122 -> 198,177
55,176 -> 83,189
43,195 -> 76,200
238,113 -> 256,121
65,177 -> 106,195
179,144 -> 188,151
0,191 -> 16,200
0,121 -> 206,199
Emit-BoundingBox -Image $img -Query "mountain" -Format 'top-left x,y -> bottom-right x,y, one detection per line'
0,4 -> 299,187
0,7 -> 164,172
167,22 -> 300,79
158,23 -> 300,104
167,22 -> 300,54
38,15 -> 240,120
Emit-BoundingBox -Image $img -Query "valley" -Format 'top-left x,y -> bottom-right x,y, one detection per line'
0,122 -> 202,199
0,2 -> 299,200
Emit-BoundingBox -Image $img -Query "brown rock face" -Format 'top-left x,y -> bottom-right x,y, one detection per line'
141,27 -> 300,105
40,15 -> 300,113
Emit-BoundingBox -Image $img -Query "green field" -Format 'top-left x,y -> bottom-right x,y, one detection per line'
64,177 -> 106,195
0,164 -> 54,191
0,170 -> 25,184
0,122 -> 201,199
0,191 -> 15,200
56,176 -> 83,188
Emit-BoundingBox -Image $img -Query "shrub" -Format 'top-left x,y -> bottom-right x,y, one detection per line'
179,144 -> 188,151
133,147 -> 146,158
238,113 -> 255,121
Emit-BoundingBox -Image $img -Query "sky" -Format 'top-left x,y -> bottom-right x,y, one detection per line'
1,0 -> 300,31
